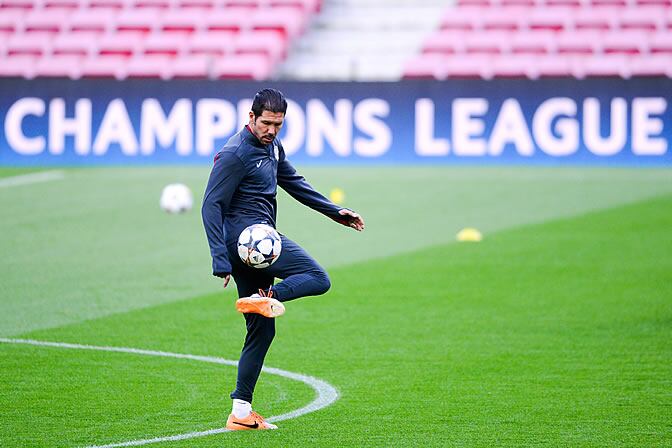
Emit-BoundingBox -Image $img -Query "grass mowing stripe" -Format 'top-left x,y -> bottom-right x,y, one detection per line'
2,167 -> 672,338
5,193 -> 670,447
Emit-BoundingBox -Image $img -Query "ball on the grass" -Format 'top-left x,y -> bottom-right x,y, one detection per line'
237,223 -> 282,268
160,183 -> 193,214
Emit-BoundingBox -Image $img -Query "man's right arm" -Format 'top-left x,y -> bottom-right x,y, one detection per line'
201,151 -> 245,278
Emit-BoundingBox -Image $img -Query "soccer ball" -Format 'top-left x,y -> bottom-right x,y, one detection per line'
237,224 -> 282,269
160,183 -> 193,214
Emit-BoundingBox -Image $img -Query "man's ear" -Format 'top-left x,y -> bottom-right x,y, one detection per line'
248,111 -> 255,125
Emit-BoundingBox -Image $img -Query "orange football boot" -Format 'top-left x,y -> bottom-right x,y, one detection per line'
226,411 -> 278,430
236,288 -> 285,318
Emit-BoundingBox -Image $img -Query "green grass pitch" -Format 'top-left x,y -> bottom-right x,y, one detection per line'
0,166 -> 671,447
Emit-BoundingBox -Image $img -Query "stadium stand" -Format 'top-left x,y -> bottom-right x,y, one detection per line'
0,0 -> 321,79
1,0 -> 670,79
404,0 -> 672,79
279,0 -> 450,80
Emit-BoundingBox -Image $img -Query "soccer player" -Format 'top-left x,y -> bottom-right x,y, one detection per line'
202,88 -> 364,431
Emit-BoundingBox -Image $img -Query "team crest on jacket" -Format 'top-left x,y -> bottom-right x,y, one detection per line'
273,144 -> 279,160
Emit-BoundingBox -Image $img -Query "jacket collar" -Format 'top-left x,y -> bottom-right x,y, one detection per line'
244,125 -> 268,149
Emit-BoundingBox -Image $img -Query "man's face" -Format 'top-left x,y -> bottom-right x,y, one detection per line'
249,110 -> 284,145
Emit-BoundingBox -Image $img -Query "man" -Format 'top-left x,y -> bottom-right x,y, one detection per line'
202,88 -> 364,431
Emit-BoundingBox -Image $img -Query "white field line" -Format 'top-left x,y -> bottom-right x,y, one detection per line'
0,338 -> 339,447
0,170 -> 65,188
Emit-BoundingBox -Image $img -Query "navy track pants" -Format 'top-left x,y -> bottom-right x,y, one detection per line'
227,235 -> 330,403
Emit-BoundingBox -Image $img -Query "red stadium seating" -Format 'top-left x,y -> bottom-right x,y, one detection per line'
0,55 -> 37,78
0,0 -> 320,79
213,53 -> 273,79
187,31 -> 236,55
405,1 -> 672,79
35,54 -> 83,77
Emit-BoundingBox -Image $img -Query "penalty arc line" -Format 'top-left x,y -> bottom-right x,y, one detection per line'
0,338 -> 339,448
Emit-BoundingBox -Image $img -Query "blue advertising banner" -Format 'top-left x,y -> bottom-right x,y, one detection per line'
0,79 -> 670,166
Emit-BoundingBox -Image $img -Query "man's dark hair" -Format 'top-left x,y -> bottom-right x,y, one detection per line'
251,88 -> 287,118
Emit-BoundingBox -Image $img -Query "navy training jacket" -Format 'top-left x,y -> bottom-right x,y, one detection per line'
202,125 -> 345,278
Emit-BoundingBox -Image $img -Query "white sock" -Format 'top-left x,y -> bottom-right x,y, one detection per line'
232,399 -> 251,419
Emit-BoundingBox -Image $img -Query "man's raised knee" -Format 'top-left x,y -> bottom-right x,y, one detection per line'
314,269 -> 331,295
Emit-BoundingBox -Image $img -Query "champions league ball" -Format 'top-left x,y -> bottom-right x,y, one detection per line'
237,224 -> 282,269
160,183 -> 193,214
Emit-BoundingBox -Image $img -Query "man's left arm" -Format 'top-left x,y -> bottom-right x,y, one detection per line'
277,156 -> 364,231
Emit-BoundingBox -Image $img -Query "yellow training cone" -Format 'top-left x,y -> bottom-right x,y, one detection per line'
329,188 -> 345,205
457,228 -> 483,242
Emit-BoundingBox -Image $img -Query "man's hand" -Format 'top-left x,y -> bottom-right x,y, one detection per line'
223,274 -> 231,288
338,209 -> 365,231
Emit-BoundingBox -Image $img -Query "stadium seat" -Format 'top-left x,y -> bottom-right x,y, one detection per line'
176,0 -> 215,9
169,54 -> 212,77
223,0 -> 259,8
35,55 -> 83,78
579,54 -> 630,77
464,32 -> 510,54
510,31 -> 556,54
143,32 -> 185,55
573,7 -> 619,30
0,54 -> 37,77
204,8 -> 248,32
160,9 -> 203,33
481,8 -> 524,30
98,32 -> 144,56
629,54 -> 672,75
80,54 -> 128,78
234,30 -> 287,60
43,0 -> 78,10
132,0 -> 171,10
88,0 -> 128,9
125,54 -> 172,78
422,31 -> 466,54
601,30 -> 649,53
545,0 -> 584,7
115,9 -> 161,33
0,10 -> 25,35
618,7 -> 665,30
528,8 -> 573,30
649,31 -> 672,52
501,0 -> 536,7
402,54 -> 444,79
0,0 -> 36,10
443,55 -> 492,79
68,9 -> 116,34
635,0 -> 671,5
187,31 -> 236,55
252,7 -> 305,37
6,33 -> 51,56
491,55 -> 537,78
214,53 -> 273,79
456,0 -> 492,7
591,0 -> 628,7
535,55 -> 574,77
23,9 -> 69,33
271,0 -> 320,13
556,31 -> 602,54
52,32 -> 97,56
